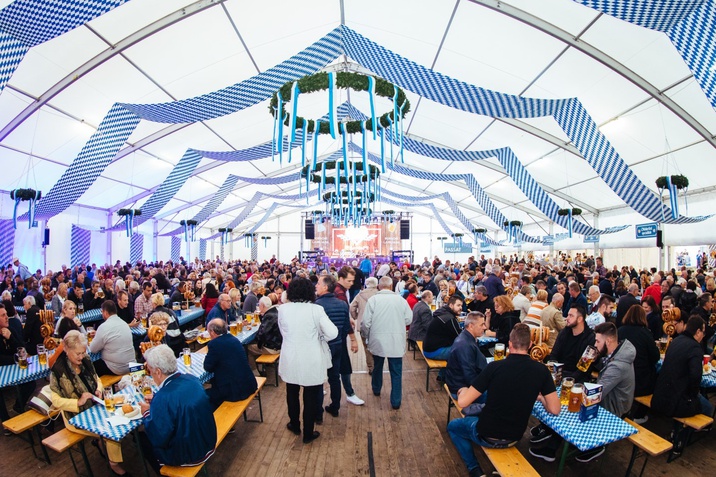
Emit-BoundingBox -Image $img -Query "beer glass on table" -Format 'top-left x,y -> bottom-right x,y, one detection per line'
494,343 -> 505,361
15,347 -> 28,369
229,322 -> 238,336
37,345 -> 47,366
559,377 -> 574,405
103,387 -> 115,412
181,348 -> 192,367
568,383 -> 583,412
86,327 -> 95,344
141,314 -> 148,328
576,345 -> 598,372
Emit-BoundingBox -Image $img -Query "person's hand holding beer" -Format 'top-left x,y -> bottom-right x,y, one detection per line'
139,400 -> 150,415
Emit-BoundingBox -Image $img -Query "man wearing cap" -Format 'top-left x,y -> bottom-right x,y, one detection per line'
13,258 -> 31,282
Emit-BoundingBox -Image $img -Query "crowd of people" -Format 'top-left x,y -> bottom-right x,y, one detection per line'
1,251 -> 715,476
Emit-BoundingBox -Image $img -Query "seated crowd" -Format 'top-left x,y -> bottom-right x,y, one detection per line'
0,251 -> 715,476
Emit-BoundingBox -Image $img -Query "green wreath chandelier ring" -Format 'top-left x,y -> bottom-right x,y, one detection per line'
269,71 -> 411,135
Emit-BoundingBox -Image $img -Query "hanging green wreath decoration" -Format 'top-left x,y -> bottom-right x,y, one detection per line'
322,190 -> 375,203
472,228 -> 487,234
269,72 -> 411,134
655,175 -> 689,190
300,160 -> 381,184
557,208 -> 582,216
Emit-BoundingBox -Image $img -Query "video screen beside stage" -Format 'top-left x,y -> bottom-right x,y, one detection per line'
310,221 -> 403,257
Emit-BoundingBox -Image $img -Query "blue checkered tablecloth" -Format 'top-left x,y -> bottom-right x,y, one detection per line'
131,325 -> 146,337
478,336 -> 497,345
176,308 -> 204,327
78,309 -> 103,323
0,356 -> 49,387
532,401 -> 637,452
656,359 -> 716,388
15,306 -> 24,315
69,386 -> 142,442
233,327 -> 258,346
177,351 -> 212,384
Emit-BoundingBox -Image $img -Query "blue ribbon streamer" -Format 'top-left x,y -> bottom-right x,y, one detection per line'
277,94 -> 284,165
288,81 -> 300,163
183,222 -> 188,241
301,121 -> 307,168
379,126 -> 385,173
125,210 -> 134,237
12,191 -> 19,229
361,121 -> 367,175
666,176 -> 679,220
328,72 -> 337,139
568,209 -> 573,238
368,76 -> 377,139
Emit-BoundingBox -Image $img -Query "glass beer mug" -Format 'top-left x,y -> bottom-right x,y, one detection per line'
577,345 -> 599,372
15,347 -> 28,369
181,348 -> 192,367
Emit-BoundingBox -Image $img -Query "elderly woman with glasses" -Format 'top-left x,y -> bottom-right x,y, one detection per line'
142,311 -> 184,357
50,331 -> 128,475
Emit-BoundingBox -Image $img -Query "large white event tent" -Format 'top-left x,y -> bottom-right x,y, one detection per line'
1,0 -> 715,272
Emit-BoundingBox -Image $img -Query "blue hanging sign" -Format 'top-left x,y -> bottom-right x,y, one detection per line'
583,234 -> 600,243
480,246 -> 493,253
444,242 -> 473,253
635,222 -> 658,239
542,235 -> 555,245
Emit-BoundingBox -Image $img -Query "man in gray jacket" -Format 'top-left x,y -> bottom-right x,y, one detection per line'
362,277 -> 413,410
408,290 -> 433,344
349,277 -> 379,375
530,321 -> 635,463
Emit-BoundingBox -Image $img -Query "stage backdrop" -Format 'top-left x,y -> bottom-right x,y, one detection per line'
311,222 -> 403,257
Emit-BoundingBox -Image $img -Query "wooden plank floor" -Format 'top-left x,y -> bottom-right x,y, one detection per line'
3,334 -> 716,476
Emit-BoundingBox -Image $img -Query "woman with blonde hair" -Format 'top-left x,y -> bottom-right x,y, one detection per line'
149,293 -> 184,356
50,331 -> 128,475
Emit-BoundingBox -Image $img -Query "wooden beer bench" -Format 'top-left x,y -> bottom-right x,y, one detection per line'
255,353 -> 280,387
416,341 -> 447,392
3,408 -> 59,464
160,376 -> 266,477
442,384 -> 539,477
100,375 -> 123,388
42,428 -> 93,477
633,394 -> 713,462
623,418 -> 672,477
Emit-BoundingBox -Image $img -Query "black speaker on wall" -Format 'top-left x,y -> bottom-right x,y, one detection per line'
305,220 -> 315,240
400,220 -> 410,240
656,229 -> 663,248
43,228 -> 50,246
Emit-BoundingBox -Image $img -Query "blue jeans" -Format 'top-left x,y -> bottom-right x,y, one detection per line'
371,356 -> 402,408
700,394 -> 714,416
423,346 -> 451,360
447,416 -> 508,473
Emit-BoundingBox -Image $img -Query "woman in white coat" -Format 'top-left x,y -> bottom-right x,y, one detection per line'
278,277 -> 337,444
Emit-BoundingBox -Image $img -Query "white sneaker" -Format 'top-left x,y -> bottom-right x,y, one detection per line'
346,394 -> 365,406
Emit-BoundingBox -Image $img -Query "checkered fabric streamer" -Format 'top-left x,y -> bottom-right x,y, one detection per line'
381,196 -> 453,235
129,233 -> 143,264
0,32 -> 26,94
0,219 -> 14,267
250,237 -> 257,261
380,188 -> 500,246
349,142 -> 541,243
70,224 -> 91,268
78,309 -> 102,324
667,2 -> 716,111
343,103 -> 624,235
577,2 -> 716,120
709,245 -> 716,269
533,400 -> 636,452
0,355 -> 49,387
0,0 -> 128,93
199,238 -> 206,261
107,149 -> 204,231
119,29 -> 343,123
28,104 -> 140,220
554,98 -> 709,224
205,193 -> 263,241
161,175 -> 240,236
575,1 -> 702,31
170,236 -> 180,263
234,203 -> 278,239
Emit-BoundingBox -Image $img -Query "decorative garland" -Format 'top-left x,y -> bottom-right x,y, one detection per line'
261,236 -> 272,247
243,232 -> 257,248
180,219 -> 199,242
301,160 -> 380,184
218,227 -> 233,245
451,232 -> 464,246
117,208 -> 142,237
10,188 -> 41,229
322,190 -> 375,203
557,209 -> 581,238
656,175 -> 689,220
269,72 -> 411,134
503,221 -> 523,245
472,228 -> 487,246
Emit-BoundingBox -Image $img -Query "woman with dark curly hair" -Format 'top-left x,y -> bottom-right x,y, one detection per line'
278,277 -> 337,444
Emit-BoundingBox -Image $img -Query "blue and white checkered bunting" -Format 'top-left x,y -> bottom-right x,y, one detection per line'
70,225 -> 91,268
170,236 -> 180,263
130,233 -> 143,264
0,219 -> 15,267
199,238 -> 206,261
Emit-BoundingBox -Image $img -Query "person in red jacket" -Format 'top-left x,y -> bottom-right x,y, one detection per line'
642,273 -> 662,306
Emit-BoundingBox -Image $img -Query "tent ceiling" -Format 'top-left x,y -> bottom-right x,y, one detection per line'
1,0 -> 715,238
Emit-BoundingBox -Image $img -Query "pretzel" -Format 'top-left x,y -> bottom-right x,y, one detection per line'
40,323 -> 55,338
139,341 -> 155,354
663,322 -> 676,336
147,325 -> 165,343
43,337 -> 58,350
529,344 -> 549,362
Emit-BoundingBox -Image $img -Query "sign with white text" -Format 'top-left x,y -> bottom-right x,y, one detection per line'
635,223 -> 658,239
444,242 -> 473,253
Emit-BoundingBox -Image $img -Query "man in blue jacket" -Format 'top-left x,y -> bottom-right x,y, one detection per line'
204,318 -> 257,409
315,274 -> 351,419
562,281 -> 588,318
445,312 -> 488,396
140,345 -> 217,474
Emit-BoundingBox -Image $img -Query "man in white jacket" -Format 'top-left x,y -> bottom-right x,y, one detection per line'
361,277 -> 412,410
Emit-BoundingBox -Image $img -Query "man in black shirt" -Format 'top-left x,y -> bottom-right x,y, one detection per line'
546,304 -> 595,381
423,296 -> 463,361
448,323 -> 560,477
466,285 -> 494,316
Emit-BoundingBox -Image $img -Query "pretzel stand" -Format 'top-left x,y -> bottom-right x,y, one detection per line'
529,326 -> 551,362
139,325 -> 165,355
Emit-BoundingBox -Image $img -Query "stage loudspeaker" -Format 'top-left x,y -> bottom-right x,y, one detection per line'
44,228 -> 50,246
305,220 -> 315,240
400,220 -> 410,240
656,229 -> 663,248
